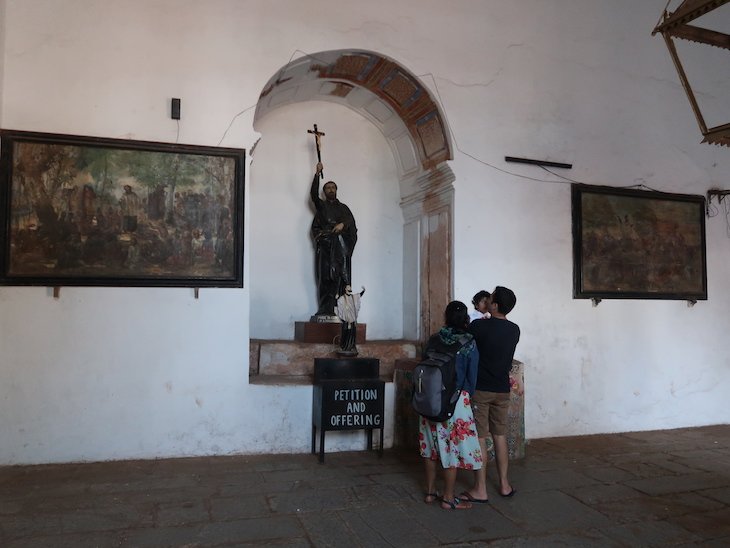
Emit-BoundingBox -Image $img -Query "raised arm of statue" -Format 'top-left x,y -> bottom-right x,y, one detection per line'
309,163 -> 322,206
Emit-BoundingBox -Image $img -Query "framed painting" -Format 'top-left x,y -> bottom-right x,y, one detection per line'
0,130 -> 244,287
572,184 -> 707,300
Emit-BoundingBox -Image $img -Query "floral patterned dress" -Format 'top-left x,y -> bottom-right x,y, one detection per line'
418,330 -> 482,470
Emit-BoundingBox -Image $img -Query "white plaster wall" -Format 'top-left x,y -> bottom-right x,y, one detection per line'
448,2 -> 730,437
0,0 -> 728,464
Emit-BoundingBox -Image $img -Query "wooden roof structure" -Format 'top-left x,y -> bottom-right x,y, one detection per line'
653,0 -> 730,146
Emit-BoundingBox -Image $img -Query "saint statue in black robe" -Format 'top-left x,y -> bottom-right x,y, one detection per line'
310,163 -> 357,318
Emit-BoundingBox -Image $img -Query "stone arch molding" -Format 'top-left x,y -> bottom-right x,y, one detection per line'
253,49 -> 456,340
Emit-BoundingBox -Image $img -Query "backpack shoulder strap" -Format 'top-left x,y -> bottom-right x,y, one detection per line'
452,333 -> 474,392
424,334 -> 446,355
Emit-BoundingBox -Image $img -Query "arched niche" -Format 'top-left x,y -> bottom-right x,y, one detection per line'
253,49 -> 455,340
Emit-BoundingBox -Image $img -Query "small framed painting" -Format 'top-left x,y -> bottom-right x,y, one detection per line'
572,184 -> 706,300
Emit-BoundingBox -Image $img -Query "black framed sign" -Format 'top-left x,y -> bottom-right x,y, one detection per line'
572,184 -> 707,300
0,130 -> 244,287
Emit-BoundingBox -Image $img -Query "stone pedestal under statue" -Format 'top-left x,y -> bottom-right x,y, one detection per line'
249,338 -> 417,381
250,315 -> 416,384
294,321 -> 366,345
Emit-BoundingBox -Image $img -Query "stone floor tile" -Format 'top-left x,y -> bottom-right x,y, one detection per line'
219,478 -> 309,497
348,482 -> 421,507
666,507 -> 730,540
60,506 -> 155,534
121,515 -> 307,547
196,516 -> 307,544
412,502 -> 524,544
599,519 -> 703,546
677,536 -> 730,548
1,425 -> 728,547
339,462 -> 419,477
156,498 -> 210,527
530,433 -> 650,456
669,452 -> 730,475
209,494 -> 271,521
492,490 -> 611,534
226,540 -> 312,548
298,511 -> 366,548
0,498 -> 24,514
248,459 -> 309,473
521,438 -> 566,456
699,486 -> 730,505
339,505 -> 440,547
515,454 -> 603,472
1,515 -> 64,542
632,453 -> 702,475
624,472 -> 728,496
262,468 -> 376,488
499,466 -> 600,493
365,471 -> 422,490
580,464 -> 638,483
563,482 -> 644,505
611,458 -> 685,479
119,524 -> 205,547
86,473 -> 207,495
268,486 -> 363,514
5,531 -> 126,548
593,492 -> 726,524
486,528 -> 622,547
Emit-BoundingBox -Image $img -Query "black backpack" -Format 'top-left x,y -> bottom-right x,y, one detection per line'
411,333 -> 471,422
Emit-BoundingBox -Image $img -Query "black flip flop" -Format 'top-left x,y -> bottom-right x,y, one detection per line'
500,489 -> 516,498
441,497 -> 471,510
459,491 -> 489,504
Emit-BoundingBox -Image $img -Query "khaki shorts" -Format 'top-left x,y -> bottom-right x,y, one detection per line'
472,390 -> 510,437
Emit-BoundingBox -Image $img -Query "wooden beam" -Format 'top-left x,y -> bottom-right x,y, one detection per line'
703,122 -> 730,146
653,0 -> 730,35
669,24 -> 730,50
662,33 -> 708,134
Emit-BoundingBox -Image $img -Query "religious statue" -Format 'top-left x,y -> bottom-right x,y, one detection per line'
308,125 -> 358,319
335,285 -> 365,356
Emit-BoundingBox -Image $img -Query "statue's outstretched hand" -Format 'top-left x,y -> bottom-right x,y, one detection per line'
316,162 -> 323,174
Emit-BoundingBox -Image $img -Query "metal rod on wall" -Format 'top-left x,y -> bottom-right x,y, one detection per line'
505,156 -> 573,169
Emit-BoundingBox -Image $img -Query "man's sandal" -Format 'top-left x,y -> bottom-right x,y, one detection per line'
441,497 -> 472,510
460,491 -> 489,504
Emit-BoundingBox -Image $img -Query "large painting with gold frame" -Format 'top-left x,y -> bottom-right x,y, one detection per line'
0,130 -> 244,287
572,184 -> 706,300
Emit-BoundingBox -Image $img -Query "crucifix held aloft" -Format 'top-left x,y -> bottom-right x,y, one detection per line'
307,124 -> 325,178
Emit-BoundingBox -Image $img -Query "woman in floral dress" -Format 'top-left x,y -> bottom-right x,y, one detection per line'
419,301 -> 482,510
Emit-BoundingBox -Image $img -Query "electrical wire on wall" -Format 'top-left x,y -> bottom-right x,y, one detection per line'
216,48 -> 578,185
706,192 -> 730,238
217,104 -> 257,147
215,48 -> 577,187
418,70 -> 665,194
214,48 -> 709,200
215,50 -> 330,149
